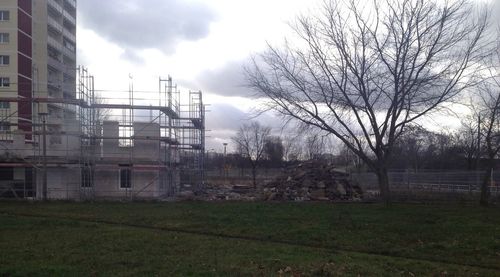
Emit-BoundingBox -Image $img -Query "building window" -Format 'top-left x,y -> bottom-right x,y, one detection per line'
0,33 -> 9,43
119,167 -> 131,189
81,166 -> 93,188
119,126 -> 134,147
0,11 -> 9,21
0,55 -> 9,66
0,78 -> 9,87
0,102 -> 9,109
0,122 -> 10,131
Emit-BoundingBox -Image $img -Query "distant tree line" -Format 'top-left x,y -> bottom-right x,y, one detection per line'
206,122 -> 498,174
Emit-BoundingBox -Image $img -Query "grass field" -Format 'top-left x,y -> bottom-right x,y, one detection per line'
1,201 -> 500,276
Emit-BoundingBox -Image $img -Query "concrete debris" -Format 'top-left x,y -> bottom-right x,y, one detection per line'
263,160 -> 363,202
179,161 -> 363,202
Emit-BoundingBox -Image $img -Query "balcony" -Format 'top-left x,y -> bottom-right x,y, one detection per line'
62,11 -> 76,27
47,35 -> 63,50
65,0 -> 76,9
48,73 -> 62,85
48,0 -> 63,15
61,48 -> 76,63
63,32 -> 76,45
47,81 -> 62,94
62,38 -> 76,54
47,17 -> 63,33
63,83 -> 76,95
47,56 -> 64,74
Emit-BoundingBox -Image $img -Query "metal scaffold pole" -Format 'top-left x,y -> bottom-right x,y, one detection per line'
42,115 -> 47,200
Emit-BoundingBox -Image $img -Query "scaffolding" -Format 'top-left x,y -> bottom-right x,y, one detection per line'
0,67 -> 205,200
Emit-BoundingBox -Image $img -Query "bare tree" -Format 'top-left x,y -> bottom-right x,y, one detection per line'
477,43 -> 500,206
456,115 -> 480,170
232,121 -> 271,188
263,136 -> 284,164
305,133 -> 329,160
283,135 -> 304,161
246,0 -> 489,204
477,97 -> 500,206
94,93 -> 110,124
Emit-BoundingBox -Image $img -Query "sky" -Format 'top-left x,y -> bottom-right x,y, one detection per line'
76,0 -> 499,153
76,0 -> 318,152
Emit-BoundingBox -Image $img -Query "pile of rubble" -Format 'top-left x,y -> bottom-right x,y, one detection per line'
177,183 -> 259,201
263,161 -> 363,201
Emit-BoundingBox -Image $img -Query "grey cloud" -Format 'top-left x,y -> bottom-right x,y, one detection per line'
79,0 -> 216,57
205,103 -> 246,151
494,1 -> 500,26
204,104 -> 286,151
195,61 -> 256,98
76,47 -> 89,66
120,49 -> 145,65
206,103 -> 248,130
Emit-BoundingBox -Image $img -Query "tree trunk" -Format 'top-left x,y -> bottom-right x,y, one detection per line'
376,167 -> 391,206
480,158 -> 494,207
251,165 -> 257,189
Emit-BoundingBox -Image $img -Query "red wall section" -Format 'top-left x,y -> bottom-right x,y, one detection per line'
17,31 -> 32,58
17,8 -> 32,35
18,53 -> 31,79
18,75 -> 32,140
17,0 -> 33,140
17,0 -> 32,15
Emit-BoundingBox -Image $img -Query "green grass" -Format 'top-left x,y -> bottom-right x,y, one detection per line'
1,201 -> 499,276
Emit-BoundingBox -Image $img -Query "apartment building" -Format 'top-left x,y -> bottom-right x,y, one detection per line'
0,0 -> 76,137
0,0 -> 77,198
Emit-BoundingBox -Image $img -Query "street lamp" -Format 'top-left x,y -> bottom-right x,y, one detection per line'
223,143 -> 228,181
39,112 -> 48,201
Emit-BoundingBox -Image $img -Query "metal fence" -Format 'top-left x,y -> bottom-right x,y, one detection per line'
352,170 -> 500,200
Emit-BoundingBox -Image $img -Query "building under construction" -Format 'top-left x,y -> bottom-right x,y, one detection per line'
0,67 -> 205,200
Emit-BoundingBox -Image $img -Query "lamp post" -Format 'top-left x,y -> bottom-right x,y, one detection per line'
223,143 -> 228,181
40,113 -> 48,200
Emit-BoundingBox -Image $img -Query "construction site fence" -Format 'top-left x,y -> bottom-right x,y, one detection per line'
350,170 -> 500,203
0,186 -> 178,201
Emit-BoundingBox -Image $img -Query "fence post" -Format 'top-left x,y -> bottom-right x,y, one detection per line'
492,169 -> 496,198
468,178 -> 472,195
476,170 -> 480,194
407,170 -> 410,199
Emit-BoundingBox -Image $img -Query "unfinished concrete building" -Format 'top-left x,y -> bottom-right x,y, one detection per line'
0,67 -> 205,200
0,0 -> 205,200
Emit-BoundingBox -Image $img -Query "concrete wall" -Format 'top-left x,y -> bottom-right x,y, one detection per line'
94,168 -> 161,199
101,121 -> 161,161
44,167 -> 79,199
93,120 -> 178,199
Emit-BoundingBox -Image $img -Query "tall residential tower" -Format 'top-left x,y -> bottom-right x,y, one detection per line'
0,0 -> 77,198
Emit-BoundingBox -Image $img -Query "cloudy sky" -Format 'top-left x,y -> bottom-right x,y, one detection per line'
76,0 -> 499,152
76,0 -> 318,151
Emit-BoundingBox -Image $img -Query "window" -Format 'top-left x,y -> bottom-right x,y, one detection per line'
119,167 -> 131,189
0,78 -> 9,87
81,166 -> 93,188
0,102 -> 9,109
0,11 -> 9,21
0,33 -> 9,43
0,55 -> 9,66
0,122 -> 10,131
119,126 -> 134,147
